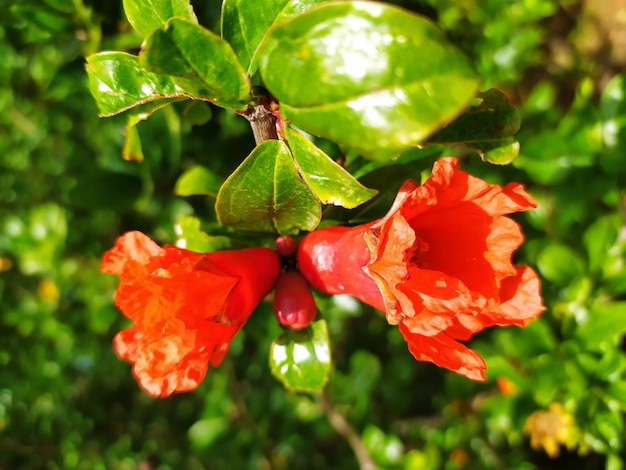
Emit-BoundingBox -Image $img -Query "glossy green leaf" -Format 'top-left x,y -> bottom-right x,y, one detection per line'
174,215 -> 232,252
257,1 -> 479,158
269,316 -> 331,393
286,127 -> 377,208
221,0 -> 326,77
122,0 -> 197,36
175,165 -> 224,197
139,18 -> 251,109
85,51 -> 187,116
428,89 -> 521,164
215,140 -> 321,234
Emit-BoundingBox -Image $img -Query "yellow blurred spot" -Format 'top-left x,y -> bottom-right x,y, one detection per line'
0,257 -> 13,272
524,403 -> 575,458
38,278 -> 60,304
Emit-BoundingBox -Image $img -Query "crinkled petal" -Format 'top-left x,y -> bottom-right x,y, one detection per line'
399,322 -> 486,381
102,231 -> 163,275
485,266 -> 546,325
406,158 -> 537,218
398,267 -> 473,335
114,259 -> 238,326
104,232 -> 283,397
113,320 -> 239,397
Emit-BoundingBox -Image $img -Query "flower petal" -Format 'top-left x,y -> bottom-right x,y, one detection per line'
104,233 -> 282,396
101,231 -> 163,275
399,322 -> 486,381
485,266 -> 546,325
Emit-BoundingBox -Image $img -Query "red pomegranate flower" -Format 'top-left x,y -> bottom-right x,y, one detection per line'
102,231 -> 281,397
298,158 -> 545,380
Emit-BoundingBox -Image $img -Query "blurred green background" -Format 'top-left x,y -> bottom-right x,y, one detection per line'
1,0 -> 625,468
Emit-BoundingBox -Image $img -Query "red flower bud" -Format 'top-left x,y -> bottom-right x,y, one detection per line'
101,231 -> 281,397
298,158 -> 545,381
275,235 -> 297,258
273,271 -> 317,330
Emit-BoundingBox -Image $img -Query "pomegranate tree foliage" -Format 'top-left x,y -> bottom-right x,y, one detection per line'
1,0 -> 626,468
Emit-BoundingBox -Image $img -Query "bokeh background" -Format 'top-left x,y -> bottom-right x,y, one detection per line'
1,0 -> 626,468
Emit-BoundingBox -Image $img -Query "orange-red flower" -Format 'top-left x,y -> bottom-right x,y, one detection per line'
298,158 -> 545,380
102,231 -> 281,397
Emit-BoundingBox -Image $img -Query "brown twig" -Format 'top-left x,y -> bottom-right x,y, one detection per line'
319,393 -> 376,470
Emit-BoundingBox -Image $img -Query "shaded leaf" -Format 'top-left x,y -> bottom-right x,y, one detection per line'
428,89 -> 521,164
286,127 -> 377,208
123,0 -> 197,36
68,172 -> 143,210
183,101 -> 212,125
269,316 -> 331,393
85,51 -> 187,116
257,1 -> 479,158
215,140 -> 321,234
139,18 -> 251,109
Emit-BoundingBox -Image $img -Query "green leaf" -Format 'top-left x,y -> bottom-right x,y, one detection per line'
536,243 -> 586,285
269,316 -> 331,393
122,122 -> 145,162
122,0 -> 197,36
577,301 -> 626,351
600,74 -> 626,174
323,161 -> 432,224
286,127 -> 377,208
221,0 -> 326,77
215,140 -> 321,234
175,165 -> 224,197
583,214 -> 620,277
122,100 -> 175,162
174,215 -> 232,252
85,51 -> 187,116
183,101 -> 212,125
427,89 -> 521,164
139,18 -> 251,109
257,1 -> 479,158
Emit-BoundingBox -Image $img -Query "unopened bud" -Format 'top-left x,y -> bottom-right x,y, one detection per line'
275,235 -> 297,258
273,271 -> 317,330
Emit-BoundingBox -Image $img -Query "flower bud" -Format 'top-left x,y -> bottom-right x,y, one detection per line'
273,271 -> 317,330
275,235 -> 297,258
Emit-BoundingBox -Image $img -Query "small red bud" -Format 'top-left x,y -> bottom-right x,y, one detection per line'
273,271 -> 317,330
275,235 -> 297,258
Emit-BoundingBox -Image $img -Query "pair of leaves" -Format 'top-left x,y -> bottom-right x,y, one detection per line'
214,127 -> 377,234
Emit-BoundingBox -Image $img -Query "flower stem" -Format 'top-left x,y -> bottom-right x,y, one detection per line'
242,102 -> 278,145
